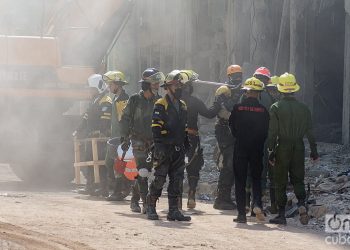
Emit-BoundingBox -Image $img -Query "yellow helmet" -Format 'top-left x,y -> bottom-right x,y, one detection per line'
277,72 -> 300,93
215,85 -> 231,97
179,70 -> 199,84
161,70 -> 183,87
267,76 -> 279,87
103,71 -> 128,85
242,77 -> 264,91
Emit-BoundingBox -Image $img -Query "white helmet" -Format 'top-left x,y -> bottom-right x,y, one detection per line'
87,74 -> 107,93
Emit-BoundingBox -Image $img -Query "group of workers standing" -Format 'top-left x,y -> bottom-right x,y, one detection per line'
73,64 -> 319,225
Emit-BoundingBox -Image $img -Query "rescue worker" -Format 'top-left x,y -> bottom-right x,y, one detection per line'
265,75 -> 280,214
102,71 -> 130,201
268,73 -> 319,225
213,64 -> 243,210
179,70 -> 221,209
147,70 -> 191,221
229,77 -> 269,223
266,76 -> 281,101
120,68 -> 164,213
74,74 -> 112,196
245,67 -> 278,216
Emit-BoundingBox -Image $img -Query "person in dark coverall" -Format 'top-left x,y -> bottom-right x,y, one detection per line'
268,73 -> 319,225
229,77 -> 269,223
179,70 -> 220,209
213,64 -> 243,210
147,70 -> 191,221
245,67 -> 278,216
120,68 -> 164,213
74,74 -> 112,197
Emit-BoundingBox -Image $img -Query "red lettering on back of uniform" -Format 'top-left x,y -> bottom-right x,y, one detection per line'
238,106 -> 264,113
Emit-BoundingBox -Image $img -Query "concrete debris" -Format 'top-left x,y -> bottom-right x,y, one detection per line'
197,132 -> 350,232
309,205 -> 328,219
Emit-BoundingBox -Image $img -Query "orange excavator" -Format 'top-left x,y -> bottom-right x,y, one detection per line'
0,0 -> 134,183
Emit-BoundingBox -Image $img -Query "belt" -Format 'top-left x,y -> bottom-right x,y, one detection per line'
187,128 -> 199,136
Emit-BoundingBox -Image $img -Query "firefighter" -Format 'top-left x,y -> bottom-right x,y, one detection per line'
179,70 -> 220,209
213,64 -> 243,210
120,68 -> 164,213
229,77 -> 269,223
268,73 -> 319,225
146,70 -> 191,221
102,71 -> 130,201
245,67 -> 278,216
74,74 -> 112,197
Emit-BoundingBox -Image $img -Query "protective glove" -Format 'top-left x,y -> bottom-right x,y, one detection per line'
153,143 -> 167,160
215,94 -> 226,105
310,151 -> 319,161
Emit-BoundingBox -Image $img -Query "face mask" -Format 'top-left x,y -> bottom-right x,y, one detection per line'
229,78 -> 242,87
141,81 -> 150,91
173,88 -> 182,99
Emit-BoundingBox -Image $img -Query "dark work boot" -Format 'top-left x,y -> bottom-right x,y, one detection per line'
106,181 -> 125,201
187,189 -> 196,209
130,184 -> 141,213
233,214 -> 247,224
213,188 -> 236,210
269,207 -> 287,225
167,198 -> 191,221
130,201 -> 141,213
146,195 -> 159,220
187,177 -> 198,209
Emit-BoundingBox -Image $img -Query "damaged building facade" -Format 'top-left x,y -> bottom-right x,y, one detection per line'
110,0 -> 350,144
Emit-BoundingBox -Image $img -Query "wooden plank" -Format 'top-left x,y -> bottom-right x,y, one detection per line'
92,138 -> 100,183
74,161 -> 106,167
74,138 -> 81,184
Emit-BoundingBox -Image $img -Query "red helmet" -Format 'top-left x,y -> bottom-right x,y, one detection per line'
254,67 -> 271,79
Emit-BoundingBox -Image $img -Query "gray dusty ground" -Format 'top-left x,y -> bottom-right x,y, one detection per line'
0,164 -> 347,250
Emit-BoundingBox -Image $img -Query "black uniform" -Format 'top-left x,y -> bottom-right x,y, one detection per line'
229,97 -> 269,216
181,94 -> 219,207
147,94 -> 190,221
75,92 -> 112,195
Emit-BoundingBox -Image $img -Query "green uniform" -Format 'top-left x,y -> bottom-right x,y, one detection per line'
214,87 -> 242,209
120,91 -> 160,207
267,96 -> 317,208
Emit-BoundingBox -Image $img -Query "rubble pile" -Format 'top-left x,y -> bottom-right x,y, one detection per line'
194,130 -> 350,231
